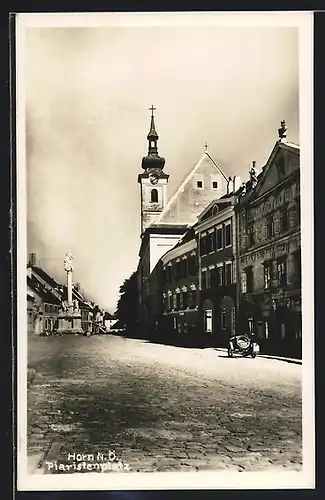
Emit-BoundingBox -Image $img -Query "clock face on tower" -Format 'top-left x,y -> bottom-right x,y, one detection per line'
149,174 -> 159,185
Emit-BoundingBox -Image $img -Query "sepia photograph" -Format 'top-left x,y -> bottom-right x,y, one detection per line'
16,11 -> 314,490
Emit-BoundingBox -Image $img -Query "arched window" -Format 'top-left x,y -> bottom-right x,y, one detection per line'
151,189 -> 158,203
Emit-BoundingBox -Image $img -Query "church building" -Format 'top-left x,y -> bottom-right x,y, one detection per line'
137,106 -> 232,334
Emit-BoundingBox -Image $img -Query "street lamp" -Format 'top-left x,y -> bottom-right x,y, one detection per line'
248,313 -> 253,335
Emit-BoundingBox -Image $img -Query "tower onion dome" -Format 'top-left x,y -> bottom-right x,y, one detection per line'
141,105 -> 166,170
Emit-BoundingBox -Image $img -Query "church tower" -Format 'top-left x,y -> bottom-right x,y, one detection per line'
138,106 -> 169,234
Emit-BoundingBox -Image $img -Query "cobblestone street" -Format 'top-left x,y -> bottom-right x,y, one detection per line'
27,334 -> 302,474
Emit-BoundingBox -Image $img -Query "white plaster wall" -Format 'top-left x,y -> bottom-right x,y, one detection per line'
149,234 -> 183,273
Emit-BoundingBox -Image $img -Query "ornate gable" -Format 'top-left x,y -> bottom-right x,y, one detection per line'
253,141 -> 300,200
200,200 -> 232,222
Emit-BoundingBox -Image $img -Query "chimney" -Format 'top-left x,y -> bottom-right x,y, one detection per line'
227,177 -> 232,195
28,253 -> 36,266
232,176 -> 237,193
27,265 -> 32,278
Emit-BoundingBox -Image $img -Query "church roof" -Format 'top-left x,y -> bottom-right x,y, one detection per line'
155,151 -> 229,226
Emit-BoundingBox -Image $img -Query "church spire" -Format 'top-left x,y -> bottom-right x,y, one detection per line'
141,105 -> 165,170
147,105 -> 159,145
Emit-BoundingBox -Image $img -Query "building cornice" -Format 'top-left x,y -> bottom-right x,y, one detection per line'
161,238 -> 197,265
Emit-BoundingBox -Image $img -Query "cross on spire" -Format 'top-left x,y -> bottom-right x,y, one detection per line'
149,105 -> 156,117
204,142 -> 209,152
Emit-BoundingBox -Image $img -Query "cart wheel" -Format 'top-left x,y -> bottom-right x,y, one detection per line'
228,348 -> 233,358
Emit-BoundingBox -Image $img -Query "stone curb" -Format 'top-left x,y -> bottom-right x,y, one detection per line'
214,348 -> 302,365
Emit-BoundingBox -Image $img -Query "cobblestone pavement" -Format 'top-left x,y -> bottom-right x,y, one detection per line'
27,335 -> 302,474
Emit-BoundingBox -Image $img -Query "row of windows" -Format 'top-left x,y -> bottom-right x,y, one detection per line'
204,307 -> 236,333
162,290 -> 197,312
245,204 -> 300,248
164,255 -> 197,282
255,319 -> 302,340
44,303 -> 59,314
201,262 -> 233,290
150,180 -> 219,203
197,180 -> 218,189
241,250 -> 301,293
200,223 -> 232,256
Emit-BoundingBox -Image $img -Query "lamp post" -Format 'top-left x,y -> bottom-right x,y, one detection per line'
248,313 -> 253,335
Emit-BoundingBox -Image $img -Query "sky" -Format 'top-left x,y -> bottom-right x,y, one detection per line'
24,20 -> 299,313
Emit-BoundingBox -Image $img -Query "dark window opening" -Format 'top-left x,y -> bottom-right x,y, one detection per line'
210,268 -> 217,287
264,261 -> 272,290
217,227 -> 223,250
206,231 -> 215,253
221,309 -> 227,330
225,263 -> 232,285
217,266 -> 224,286
213,181 -> 218,189
197,181 -> 203,188
189,255 -> 197,275
289,204 -> 299,228
225,224 -> 232,247
246,266 -> 253,293
277,258 -> 287,287
280,208 -> 288,232
181,259 -> 187,278
247,226 -> 254,247
174,261 -> 182,279
293,250 -> 301,288
150,189 -> 158,203
200,235 -> 206,256
266,216 -> 274,239
189,290 -> 196,308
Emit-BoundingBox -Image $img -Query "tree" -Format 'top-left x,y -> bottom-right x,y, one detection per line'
115,271 -> 139,333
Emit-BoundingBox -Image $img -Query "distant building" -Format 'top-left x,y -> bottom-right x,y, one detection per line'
27,265 -> 62,335
26,254 -> 100,336
236,126 -> 301,357
103,312 -> 118,330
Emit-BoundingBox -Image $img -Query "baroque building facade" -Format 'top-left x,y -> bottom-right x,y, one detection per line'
195,190 -> 240,347
159,227 -> 200,344
236,125 -> 301,357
